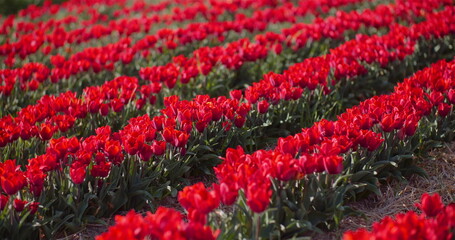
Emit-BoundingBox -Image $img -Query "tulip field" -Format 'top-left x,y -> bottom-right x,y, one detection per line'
1,0 -> 455,239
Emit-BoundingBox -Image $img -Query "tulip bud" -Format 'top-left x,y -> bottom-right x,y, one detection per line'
229,90 -> 242,100
416,193 -> 444,217
13,199 -> 27,212
0,195 -> 9,210
437,103 -> 451,117
257,100 -> 269,114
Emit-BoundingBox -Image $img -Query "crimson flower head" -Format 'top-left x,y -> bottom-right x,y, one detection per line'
28,79 -> 40,91
246,177 -> 272,213
97,208 -> 219,240
104,140 -> 122,158
97,210 -> 151,240
99,103 -> 109,116
403,114 -> 419,137
257,100 -> 270,114
195,121 -> 208,133
416,193 -> 444,217
380,114 -> 395,132
229,89 -> 242,100
38,123 -> 55,141
173,130 -> 189,148
429,91 -> 444,105
138,144 -> 153,162
322,155 -> 344,174
178,182 -> 220,223
29,202 -> 39,214
151,140 -> 166,156
276,136 -> 297,156
343,229 -> 372,240
0,195 -> 9,210
13,199 -> 27,212
298,154 -> 320,175
0,160 -> 27,195
91,160 -> 112,178
165,40 -> 177,50
70,164 -> 87,184
50,54 -> 65,68
218,181 -> 239,206
234,115 -> 246,128
448,89 -> 455,104
437,103 -> 452,117
26,166 -> 46,197
162,127 -> 174,143
357,130 -> 384,151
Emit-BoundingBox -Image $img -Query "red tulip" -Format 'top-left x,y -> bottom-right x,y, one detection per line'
322,155 -> 343,174
29,202 -> 39,214
70,165 -> 86,184
173,131 -> 189,148
229,90 -> 242,100
429,91 -> 444,105
38,123 -> 55,141
178,182 -> 220,222
403,114 -> 419,136
105,140 -> 122,158
298,154 -> 321,174
234,115 -> 246,128
13,199 -> 27,212
26,167 -> 46,197
91,160 -> 112,178
416,193 -> 444,217
99,103 -> 109,116
257,100 -> 269,114
437,103 -> 451,117
151,141 -> 166,156
28,79 -> 40,91
358,130 -> 384,151
138,145 -> 153,162
246,179 -> 272,213
162,127 -> 174,143
0,160 -> 27,195
276,136 -> 297,155
218,182 -> 239,206
0,195 -> 9,210
380,114 -> 395,132
448,89 -> 455,104
273,153 -> 298,181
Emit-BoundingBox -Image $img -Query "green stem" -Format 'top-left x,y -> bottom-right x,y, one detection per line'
253,213 -> 261,240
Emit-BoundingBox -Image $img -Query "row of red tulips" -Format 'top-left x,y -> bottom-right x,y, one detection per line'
0,0 -> 263,38
0,0 -> 360,63
211,57 -> 455,218
95,54 -> 455,240
0,0 -> 369,95
1,0 -> 447,150
1,0 -> 382,147
2,0 -> 292,38
96,192 -> 454,240
0,6 -> 452,235
138,2 -> 400,89
1,1 -> 454,237
0,0 -> 126,35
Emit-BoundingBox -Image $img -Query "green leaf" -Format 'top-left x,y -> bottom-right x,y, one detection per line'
50,214 -> 75,236
350,171 -> 374,182
76,193 -> 97,223
111,187 -> 128,214
371,160 -> 398,169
